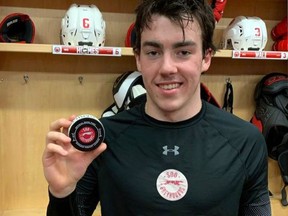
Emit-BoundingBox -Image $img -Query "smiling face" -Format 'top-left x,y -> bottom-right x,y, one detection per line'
135,15 -> 212,122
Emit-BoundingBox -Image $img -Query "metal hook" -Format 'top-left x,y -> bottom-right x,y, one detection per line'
24,74 -> 29,84
78,76 -> 83,85
226,77 -> 231,83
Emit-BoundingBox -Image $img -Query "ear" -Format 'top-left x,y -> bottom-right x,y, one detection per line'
134,53 -> 142,72
201,49 -> 212,72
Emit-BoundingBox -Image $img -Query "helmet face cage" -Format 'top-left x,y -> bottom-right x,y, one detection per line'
221,16 -> 267,51
61,4 -> 106,46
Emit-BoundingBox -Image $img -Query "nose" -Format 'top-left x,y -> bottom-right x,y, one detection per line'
159,53 -> 177,75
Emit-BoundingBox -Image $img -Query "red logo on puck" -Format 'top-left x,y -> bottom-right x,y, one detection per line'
78,126 -> 96,144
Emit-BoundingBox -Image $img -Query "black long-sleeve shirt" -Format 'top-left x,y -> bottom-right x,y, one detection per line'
47,101 -> 271,216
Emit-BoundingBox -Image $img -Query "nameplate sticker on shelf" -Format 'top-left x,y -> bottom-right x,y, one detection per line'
232,51 -> 288,60
52,45 -> 122,56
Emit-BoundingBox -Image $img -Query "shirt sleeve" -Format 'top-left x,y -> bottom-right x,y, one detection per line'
238,133 -> 272,216
47,189 -> 79,216
46,160 -> 100,216
76,160 -> 100,215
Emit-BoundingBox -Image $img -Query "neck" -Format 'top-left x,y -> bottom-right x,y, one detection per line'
145,99 -> 202,122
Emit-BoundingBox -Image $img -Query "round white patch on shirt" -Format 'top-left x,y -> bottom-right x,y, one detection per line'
156,169 -> 188,201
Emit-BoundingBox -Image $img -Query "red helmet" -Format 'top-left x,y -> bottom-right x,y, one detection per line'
0,13 -> 35,43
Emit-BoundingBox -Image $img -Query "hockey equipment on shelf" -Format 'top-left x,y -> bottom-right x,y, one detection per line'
125,22 -> 136,47
272,35 -> 288,51
251,72 -> 288,206
102,71 -> 221,117
210,0 -> 228,23
271,16 -> 287,41
61,4 -> 106,46
0,13 -> 35,43
271,16 -> 288,51
221,16 -> 267,51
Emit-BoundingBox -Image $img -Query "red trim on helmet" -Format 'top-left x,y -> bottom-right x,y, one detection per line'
251,115 -> 263,133
263,75 -> 288,86
125,22 -> 135,47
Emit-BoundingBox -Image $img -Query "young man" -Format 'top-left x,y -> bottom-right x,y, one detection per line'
43,0 -> 271,215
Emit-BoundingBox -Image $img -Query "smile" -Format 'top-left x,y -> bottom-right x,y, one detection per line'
159,83 -> 181,90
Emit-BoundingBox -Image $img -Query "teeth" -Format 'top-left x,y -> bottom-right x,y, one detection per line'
159,83 -> 180,90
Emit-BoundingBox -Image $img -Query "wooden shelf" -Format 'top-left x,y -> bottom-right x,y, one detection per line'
0,43 -> 229,57
1,43 -> 286,75
0,43 -> 134,55
1,43 -> 288,61
0,43 -> 52,53
0,43 -> 260,58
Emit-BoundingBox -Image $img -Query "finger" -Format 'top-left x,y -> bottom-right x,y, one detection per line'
68,114 -> 77,121
88,142 -> 107,160
62,115 -> 77,135
46,131 -> 71,146
45,142 -> 69,157
49,118 -> 73,132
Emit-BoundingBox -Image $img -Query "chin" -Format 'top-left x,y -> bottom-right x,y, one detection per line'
158,102 -> 181,112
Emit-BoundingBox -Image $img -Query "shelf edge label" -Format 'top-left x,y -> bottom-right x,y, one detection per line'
52,45 -> 122,57
232,51 -> 288,60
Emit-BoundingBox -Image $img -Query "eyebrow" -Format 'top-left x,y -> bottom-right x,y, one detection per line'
142,40 -> 197,49
142,41 -> 162,49
173,41 -> 197,49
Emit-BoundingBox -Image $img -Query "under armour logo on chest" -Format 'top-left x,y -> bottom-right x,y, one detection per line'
162,146 -> 180,156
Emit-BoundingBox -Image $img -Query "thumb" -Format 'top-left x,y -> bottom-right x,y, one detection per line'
87,142 -> 107,161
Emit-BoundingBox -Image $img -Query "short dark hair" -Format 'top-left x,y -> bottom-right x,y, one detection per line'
133,0 -> 216,57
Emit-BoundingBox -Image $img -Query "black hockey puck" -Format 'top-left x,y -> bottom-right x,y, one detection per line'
68,114 -> 105,151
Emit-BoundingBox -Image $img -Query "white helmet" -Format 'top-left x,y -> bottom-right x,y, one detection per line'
101,71 -> 147,117
221,16 -> 267,51
61,4 -> 106,46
